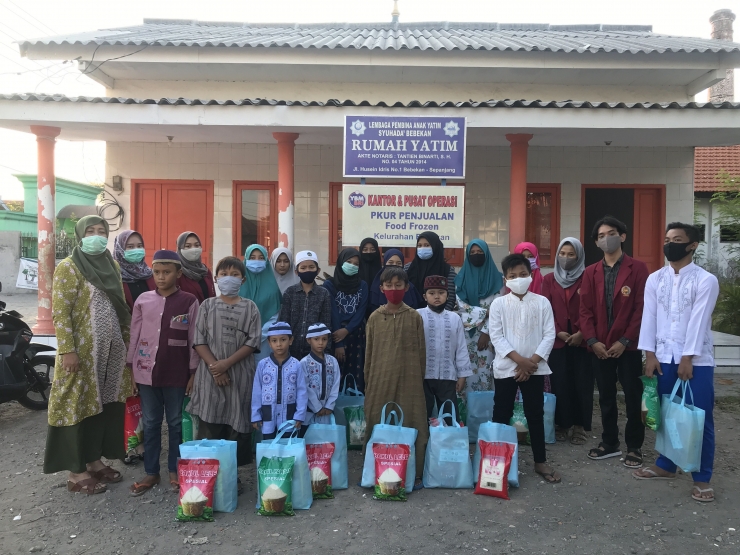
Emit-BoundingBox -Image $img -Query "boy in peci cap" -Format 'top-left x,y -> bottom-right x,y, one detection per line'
127,250 -> 200,496
301,323 -> 341,426
251,322 -> 308,440
419,275 -> 472,424
278,250 -> 332,360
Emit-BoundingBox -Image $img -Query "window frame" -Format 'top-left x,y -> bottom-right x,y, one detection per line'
231,180 -> 279,257
329,181 -> 465,267
526,183 -> 561,267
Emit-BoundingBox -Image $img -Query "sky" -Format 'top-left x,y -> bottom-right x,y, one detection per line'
0,0 -> 736,200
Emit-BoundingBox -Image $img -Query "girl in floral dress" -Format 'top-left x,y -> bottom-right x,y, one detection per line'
455,239 -> 505,393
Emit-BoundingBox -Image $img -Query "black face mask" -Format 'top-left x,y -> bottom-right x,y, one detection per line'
468,253 -> 486,267
297,270 -> 319,284
361,252 -> 377,263
663,242 -> 694,263
428,302 -> 446,313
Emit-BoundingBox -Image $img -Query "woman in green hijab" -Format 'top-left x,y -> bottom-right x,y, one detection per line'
44,215 -> 133,495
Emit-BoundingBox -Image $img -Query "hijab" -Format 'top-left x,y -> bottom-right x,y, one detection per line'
327,247 -> 362,295
405,231 -> 451,297
238,244 -> 282,319
358,238 -> 382,289
553,237 -> 586,289
369,249 -> 423,310
176,231 -> 209,282
455,239 -> 504,305
513,241 -> 543,294
270,247 -> 300,294
70,215 -> 131,325
113,230 -> 153,283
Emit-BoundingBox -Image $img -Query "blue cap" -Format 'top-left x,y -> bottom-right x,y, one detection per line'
267,321 -> 292,337
306,323 -> 330,338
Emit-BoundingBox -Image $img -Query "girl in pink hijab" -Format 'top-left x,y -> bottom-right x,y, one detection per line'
514,242 -> 544,294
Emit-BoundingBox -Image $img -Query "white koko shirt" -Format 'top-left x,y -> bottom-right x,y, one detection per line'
638,262 -> 719,367
418,307 -> 473,381
488,292 -> 556,380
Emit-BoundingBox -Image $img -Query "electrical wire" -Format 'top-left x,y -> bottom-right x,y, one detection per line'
0,3 -> 57,39
80,44 -> 149,76
97,188 -> 125,231
4,0 -> 57,35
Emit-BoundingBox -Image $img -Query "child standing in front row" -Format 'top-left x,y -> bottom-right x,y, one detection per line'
418,275 -> 472,425
301,323 -> 341,426
488,253 -> 560,484
251,322 -> 308,440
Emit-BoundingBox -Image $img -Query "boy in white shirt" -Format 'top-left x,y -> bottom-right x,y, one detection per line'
489,253 -> 559,484
419,275 -> 472,424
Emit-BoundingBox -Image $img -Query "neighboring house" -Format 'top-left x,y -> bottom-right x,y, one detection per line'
1,10 -> 740,276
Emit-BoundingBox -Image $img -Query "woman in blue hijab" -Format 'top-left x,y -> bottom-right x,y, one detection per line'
454,239 -> 505,393
367,248 -> 423,317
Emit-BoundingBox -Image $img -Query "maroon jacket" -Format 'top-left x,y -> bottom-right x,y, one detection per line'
578,254 -> 648,351
542,272 -> 585,350
177,271 -> 216,304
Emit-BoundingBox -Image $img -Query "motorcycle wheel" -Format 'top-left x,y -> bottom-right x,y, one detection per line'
17,355 -> 54,411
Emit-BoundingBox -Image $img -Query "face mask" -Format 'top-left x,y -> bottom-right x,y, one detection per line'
181,247 -> 202,262
557,256 -> 579,271
527,257 -> 539,270
342,262 -> 359,276
468,253 -> 486,267
507,276 -> 533,295
597,235 -> 622,255
664,242 -> 694,262
217,276 -> 242,296
297,270 -> 319,284
361,252 -> 377,263
80,235 -> 108,255
417,247 -> 433,260
428,302 -> 446,313
383,289 -> 406,305
246,260 -> 266,274
123,248 -> 145,263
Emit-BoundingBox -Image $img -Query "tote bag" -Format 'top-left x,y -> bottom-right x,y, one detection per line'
655,379 -> 705,473
303,414 -> 349,490
467,390 -> 495,443
256,420 -> 313,510
543,392 -> 556,444
423,400 -> 474,489
333,375 -> 365,428
361,402 -> 418,494
180,439 -> 238,512
473,422 -> 519,488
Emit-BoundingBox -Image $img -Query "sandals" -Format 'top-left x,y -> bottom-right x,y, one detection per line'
570,429 -> 588,446
90,466 -> 123,483
129,476 -> 161,497
623,450 -> 643,468
631,467 -> 676,481
413,478 -> 424,491
587,443 -> 622,460
67,477 -> 107,495
124,453 -> 143,465
535,469 -> 562,484
692,486 -> 715,503
555,428 -> 569,442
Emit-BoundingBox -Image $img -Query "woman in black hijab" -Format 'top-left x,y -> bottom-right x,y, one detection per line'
405,231 -> 457,310
322,248 -> 369,391
358,238 -> 382,290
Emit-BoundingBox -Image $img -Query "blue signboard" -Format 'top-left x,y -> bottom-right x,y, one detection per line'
343,115 -> 466,179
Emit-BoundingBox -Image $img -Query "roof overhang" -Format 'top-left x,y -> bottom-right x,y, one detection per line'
1,94 -> 739,147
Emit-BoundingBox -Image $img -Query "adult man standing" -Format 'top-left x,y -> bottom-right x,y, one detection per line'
580,216 -> 649,468
633,223 -> 719,502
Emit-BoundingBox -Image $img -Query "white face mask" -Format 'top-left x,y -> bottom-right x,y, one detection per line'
180,247 -> 202,262
507,276 -> 533,295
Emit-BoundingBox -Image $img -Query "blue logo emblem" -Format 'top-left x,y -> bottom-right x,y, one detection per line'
348,192 -> 366,208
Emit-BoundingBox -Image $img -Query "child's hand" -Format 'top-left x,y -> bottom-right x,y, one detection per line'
252,421 -> 262,430
456,377 -> 466,393
132,381 -> 139,396
514,366 -> 531,383
294,421 -> 302,429
209,360 -> 229,376
476,332 -> 490,352
185,375 -> 195,396
317,408 -> 332,417
214,373 -> 230,387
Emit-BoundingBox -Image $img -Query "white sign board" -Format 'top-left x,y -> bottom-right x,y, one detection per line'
16,258 -> 38,290
341,184 -> 465,248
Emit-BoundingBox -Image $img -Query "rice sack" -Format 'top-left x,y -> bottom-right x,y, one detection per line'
306,443 -> 335,499
258,456 -> 295,516
177,458 -> 219,522
474,441 -> 515,500
344,405 -> 366,450
372,443 -> 410,501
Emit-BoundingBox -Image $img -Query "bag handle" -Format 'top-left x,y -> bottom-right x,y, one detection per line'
341,374 -> 364,397
380,402 -> 404,427
681,380 -> 696,407
271,420 -> 299,445
437,399 -> 460,428
669,378 -> 683,404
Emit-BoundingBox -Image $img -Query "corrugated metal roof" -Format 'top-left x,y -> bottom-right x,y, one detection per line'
694,146 -> 740,192
18,19 -> 740,54
2,93 -> 739,109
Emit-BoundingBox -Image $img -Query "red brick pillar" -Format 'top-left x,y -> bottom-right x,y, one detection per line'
506,133 -> 533,253
272,132 -> 300,249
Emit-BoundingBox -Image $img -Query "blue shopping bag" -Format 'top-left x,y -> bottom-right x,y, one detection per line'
423,400 -> 474,489
655,379 -> 705,473
333,375 -> 364,428
303,414 -> 348,490
256,420 -> 313,510
544,392 -> 556,444
180,439 -> 238,512
467,390 -> 495,443
361,402 -> 418,494
473,422 -> 519,487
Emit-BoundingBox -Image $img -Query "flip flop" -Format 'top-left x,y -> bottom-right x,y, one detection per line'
129,476 -> 161,497
692,487 -> 715,503
536,470 -> 561,484
170,480 -> 179,493
632,467 -> 676,481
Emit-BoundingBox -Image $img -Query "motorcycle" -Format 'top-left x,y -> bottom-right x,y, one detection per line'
0,282 -> 57,410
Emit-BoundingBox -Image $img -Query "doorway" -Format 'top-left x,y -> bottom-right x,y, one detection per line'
581,185 -> 665,273
132,180 -> 214,267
